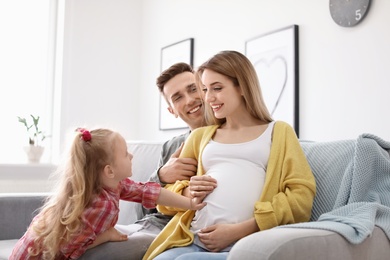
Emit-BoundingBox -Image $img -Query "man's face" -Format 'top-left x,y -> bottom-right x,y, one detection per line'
163,71 -> 204,130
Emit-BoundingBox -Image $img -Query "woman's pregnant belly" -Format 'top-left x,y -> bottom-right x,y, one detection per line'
190,160 -> 265,233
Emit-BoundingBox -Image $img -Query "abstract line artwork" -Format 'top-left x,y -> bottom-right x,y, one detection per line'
245,25 -> 299,136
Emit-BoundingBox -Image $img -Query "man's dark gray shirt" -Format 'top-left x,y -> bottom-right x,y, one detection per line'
135,130 -> 191,229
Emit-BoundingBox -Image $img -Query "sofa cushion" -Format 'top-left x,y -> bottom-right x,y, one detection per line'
0,193 -> 47,240
0,239 -> 18,260
299,139 -> 356,221
228,226 -> 390,260
296,135 -> 390,244
0,194 -> 48,260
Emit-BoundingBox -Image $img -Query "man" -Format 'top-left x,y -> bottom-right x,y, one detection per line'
80,62 -> 216,260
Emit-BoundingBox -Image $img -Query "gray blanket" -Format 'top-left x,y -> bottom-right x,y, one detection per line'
283,134 -> 390,244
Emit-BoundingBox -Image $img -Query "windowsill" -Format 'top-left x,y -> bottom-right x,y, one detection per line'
0,163 -> 56,179
0,163 -> 57,193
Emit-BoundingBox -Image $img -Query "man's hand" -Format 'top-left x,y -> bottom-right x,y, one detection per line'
158,143 -> 198,184
188,175 -> 217,200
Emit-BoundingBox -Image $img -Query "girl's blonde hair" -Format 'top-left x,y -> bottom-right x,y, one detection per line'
29,128 -> 118,259
195,50 -> 273,125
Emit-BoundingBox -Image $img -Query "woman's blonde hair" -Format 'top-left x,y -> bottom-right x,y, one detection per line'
195,50 -> 273,125
29,128 -> 118,259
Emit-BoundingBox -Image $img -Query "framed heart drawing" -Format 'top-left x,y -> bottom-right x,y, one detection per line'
245,25 -> 299,136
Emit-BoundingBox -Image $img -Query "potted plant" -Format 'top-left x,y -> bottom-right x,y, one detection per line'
18,115 -> 48,163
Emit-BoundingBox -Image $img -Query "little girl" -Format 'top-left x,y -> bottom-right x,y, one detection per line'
10,128 -> 205,260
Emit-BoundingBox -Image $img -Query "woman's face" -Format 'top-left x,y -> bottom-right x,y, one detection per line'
201,69 -> 243,119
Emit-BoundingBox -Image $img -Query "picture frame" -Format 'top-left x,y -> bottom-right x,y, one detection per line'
159,38 -> 194,130
245,25 -> 299,136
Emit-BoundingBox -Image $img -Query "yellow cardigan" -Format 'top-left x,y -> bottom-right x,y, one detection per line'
143,121 -> 316,260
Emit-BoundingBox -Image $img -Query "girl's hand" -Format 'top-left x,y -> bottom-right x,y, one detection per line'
190,196 -> 206,210
87,227 -> 127,250
105,227 -> 128,242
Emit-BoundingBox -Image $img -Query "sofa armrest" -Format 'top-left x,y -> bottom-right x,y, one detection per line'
228,226 -> 390,260
0,193 -> 49,240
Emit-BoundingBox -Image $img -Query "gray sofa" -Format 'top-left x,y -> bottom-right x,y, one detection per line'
0,193 -> 48,259
1,138 -> 390,260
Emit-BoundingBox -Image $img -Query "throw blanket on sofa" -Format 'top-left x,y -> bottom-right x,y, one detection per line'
281,133 -> 390,244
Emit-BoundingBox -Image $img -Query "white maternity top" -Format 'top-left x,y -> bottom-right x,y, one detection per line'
191,121 -> 275,250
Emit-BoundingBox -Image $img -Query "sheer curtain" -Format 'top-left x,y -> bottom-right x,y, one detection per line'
0,0 -> 58,164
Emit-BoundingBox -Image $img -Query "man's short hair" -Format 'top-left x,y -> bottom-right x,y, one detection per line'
156,62 -> 193,93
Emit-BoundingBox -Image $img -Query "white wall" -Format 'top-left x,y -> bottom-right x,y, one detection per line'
58,0 -> 142,153
61,0 -> 390,149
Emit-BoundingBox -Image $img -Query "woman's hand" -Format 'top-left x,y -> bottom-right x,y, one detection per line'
197,224 -> 236,252
188,175 -> 217,200
198,218 -> 259,252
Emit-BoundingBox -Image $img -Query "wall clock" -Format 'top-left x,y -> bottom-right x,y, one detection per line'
329,0 -> 371,27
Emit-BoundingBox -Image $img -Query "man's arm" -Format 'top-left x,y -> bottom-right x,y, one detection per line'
148,132 -> 196,185
156,143 -> 198,184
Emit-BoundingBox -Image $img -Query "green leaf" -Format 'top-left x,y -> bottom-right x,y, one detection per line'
17,115 -> 49,145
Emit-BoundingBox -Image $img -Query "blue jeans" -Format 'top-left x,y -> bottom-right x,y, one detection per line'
153,243 -> 229,260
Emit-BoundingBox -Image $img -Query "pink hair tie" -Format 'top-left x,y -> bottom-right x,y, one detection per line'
76,128 -> 92,142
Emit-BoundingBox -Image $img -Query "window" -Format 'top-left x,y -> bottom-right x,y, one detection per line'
0,0 -> 59,164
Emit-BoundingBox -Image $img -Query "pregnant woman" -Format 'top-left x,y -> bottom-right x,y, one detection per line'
143,50 -> 316,260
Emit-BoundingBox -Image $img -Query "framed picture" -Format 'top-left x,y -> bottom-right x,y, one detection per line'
159,38 -> 194,130
245,25 -> 299,136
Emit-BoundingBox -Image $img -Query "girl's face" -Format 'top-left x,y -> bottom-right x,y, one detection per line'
201,69 -> 243,119
111,135 -> 133,181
